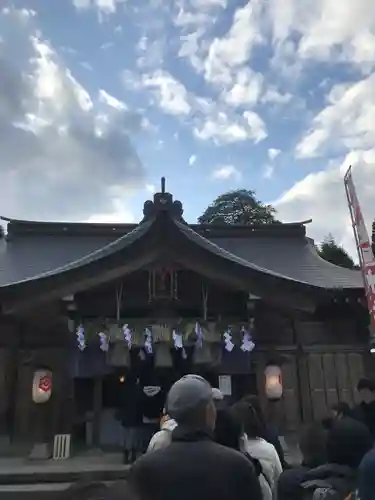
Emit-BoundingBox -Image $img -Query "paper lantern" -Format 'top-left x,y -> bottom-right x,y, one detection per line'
32,370 -> 53,404
264,365 -> 283,400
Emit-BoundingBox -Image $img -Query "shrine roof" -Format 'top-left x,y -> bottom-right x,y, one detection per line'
0,178 -> 363,295
0,214 -> 362,292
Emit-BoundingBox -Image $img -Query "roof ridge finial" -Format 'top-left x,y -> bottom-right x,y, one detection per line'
161,176 -> 166,194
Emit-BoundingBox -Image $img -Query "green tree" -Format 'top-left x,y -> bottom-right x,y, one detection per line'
198,189 -> 279,225
317,235 -> 355,269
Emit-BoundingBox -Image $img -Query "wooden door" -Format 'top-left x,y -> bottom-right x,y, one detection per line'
308,354 -> 328,420
281,356 -> 300,431
307,351 -> 365,421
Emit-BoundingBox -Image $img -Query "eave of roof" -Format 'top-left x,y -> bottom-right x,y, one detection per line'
1,215 -> 310,239
0,201 -> 363,294
9,218 -> 155,287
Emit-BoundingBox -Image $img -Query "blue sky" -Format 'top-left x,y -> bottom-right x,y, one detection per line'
1,0 -> 375,256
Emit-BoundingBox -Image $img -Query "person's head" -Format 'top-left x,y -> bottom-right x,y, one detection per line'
331,401 -> 351,420
326,418 -> 373,469
298,423 -> 327,466
166,374 -> 216,432
357,378 -> 375,404
214,408 -> 243,450
232,396 -> 266,439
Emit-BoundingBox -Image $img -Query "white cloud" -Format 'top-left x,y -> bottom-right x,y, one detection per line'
72,0 -> 124,16
268,148 -> 281,160
263,165 -> 275,179
99,89 -> 127,110
72,0 -> 91,9
175,0 -> 227,29
136,36 -> 167,71
178,30 -> 207,72
274,150 -> 375,258
222,68 -> 263,107
0,7 -> 144,222
243,111 -> 267,142
175,0 -> 288,113
204,0 -> 264,84
194,113 -> 248,144
176,0 -> 375,116
268,0 -> 375,72
122,68 -> 267,146
261,88 -> 292,105
296,73 -> 375,158
189,154 -> 197,165
141,70 -> 191,116
86,198 -> 136,223
145,184 -> 156,194
194,106 -> 267,145
193,0 -> 227,7
211,165 -> 241,180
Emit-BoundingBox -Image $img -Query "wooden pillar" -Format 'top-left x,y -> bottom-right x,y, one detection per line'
92,377 -> 103,447
53,353 -> 75,435
291,317 -> 312,424
5,321 -> 23,442
297,353 -> 313,422
14,351 -> 33,441
255,352 -> 267,414
0,349 -> 11,442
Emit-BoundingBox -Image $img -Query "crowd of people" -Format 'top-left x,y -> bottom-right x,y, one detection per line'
63,375 -> 375,500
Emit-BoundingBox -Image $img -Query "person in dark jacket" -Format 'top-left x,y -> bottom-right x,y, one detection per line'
358,447 -> 375,500
322,401 -> 352,430
233,395 -> 287,468
351,378 -> 375,438
278,423 -> 327,500
300,417 -> 373,499
129,374 -> 262,500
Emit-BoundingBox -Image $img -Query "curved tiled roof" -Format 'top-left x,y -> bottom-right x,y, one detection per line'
0,219 -> 154,287
209,234 -> 363,290
0,214 -> 363,291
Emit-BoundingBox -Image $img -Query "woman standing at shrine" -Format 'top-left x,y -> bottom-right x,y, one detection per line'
236,401 -> 283,499
233,395 -> 286,468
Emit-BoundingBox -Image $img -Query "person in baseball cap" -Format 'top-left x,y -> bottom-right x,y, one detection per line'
166,374 -> 216,431
129,374 -> 263,500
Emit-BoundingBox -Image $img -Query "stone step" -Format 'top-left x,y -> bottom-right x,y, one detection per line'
0,467 -> 129,485
0,483 -> 70,500
0,481 -> 119,499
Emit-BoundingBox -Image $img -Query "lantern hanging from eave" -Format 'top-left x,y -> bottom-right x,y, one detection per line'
264,364 -> 283,401
32,369 -> 53,404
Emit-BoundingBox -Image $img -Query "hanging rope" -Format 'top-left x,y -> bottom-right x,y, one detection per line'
202,284 -> 208,321
116,283 -> 123,323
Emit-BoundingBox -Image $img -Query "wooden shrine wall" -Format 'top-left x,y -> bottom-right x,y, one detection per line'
13,347 -> 74,442
266,316 -> 370,432
252,313 -> 370,432
0,317 -> 75,444
305,351 -> 365,421
0,303 -> 371,440
0,348 -> 11,438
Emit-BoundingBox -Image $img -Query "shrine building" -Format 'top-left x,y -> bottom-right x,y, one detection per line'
0,180 -> 371,454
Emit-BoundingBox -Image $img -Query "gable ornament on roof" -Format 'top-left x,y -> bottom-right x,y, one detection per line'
142,177 -> 184,222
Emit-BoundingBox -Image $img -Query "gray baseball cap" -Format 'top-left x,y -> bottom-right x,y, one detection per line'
166,374 -> 214,421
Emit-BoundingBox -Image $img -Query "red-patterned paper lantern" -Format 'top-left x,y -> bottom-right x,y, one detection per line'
32,370 -> 53,404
